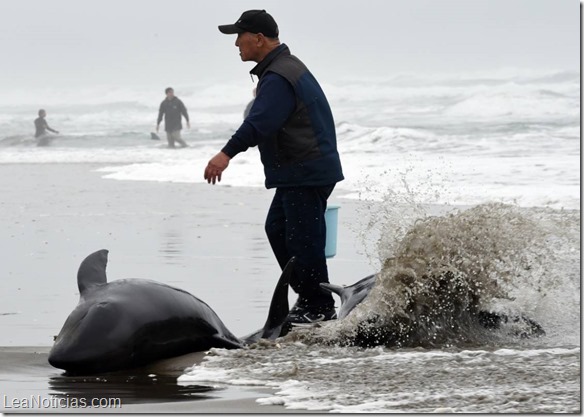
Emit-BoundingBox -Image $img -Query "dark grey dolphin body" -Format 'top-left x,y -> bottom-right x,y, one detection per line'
49,250 -> 293,375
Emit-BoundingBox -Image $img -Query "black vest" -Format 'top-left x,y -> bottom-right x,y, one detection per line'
251,44 -> 344,188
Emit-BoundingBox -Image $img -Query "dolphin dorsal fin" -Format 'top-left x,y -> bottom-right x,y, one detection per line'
77,250 -> 109,296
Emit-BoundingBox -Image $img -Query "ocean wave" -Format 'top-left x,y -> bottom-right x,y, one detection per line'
0,69 -> 578,209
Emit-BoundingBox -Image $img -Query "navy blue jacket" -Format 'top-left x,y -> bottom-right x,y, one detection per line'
222,44 -> 343,189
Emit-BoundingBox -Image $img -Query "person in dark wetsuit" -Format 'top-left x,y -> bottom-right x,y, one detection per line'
34,109 -> 59,138
156,87 -> 190,148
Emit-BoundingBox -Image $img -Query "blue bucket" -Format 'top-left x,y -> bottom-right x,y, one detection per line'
324,205 -> 340,258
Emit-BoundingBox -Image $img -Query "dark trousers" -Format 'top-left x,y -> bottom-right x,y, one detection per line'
265,185 -> 336,310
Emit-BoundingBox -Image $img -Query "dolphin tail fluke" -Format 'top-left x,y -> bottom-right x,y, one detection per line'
319,282 -> 344,296
320,274 -> 377,320
77,249 -> 109,297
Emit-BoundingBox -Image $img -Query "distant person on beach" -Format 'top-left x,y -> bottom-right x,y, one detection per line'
156,87 -> 190,148
34,109 -> 59,138
205,10 -> 344,326
243,87 -> 257,119
34,109 -> 59,146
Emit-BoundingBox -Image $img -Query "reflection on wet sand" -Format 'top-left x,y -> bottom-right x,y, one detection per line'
159,228 -> 184,264
48,350 -> 216,404
49,374 -> 217,404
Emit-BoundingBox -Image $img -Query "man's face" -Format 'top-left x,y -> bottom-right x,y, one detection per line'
166,90 -> 175,100
235,32 -> 260,62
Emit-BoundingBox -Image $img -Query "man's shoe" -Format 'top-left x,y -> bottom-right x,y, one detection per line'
286,304 -> 337,325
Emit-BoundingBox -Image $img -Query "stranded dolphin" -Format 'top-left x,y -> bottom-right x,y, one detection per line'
320,273 -> 545,338
49,249 -> 294,375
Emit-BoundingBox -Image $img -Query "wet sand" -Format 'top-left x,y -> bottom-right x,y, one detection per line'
0,163 -> 387,413
0,163 -> 382,344
0,347 -> 304,413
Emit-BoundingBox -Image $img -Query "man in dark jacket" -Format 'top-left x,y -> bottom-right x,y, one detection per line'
156,87 -> 190,148
205,10 -> 344,325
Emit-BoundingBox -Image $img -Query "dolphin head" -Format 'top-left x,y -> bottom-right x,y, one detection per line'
49,297 -> 128,373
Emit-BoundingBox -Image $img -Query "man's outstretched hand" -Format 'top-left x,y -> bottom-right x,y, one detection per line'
204,151 -> 231,184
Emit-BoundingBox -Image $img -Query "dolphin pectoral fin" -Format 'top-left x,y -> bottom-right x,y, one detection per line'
240,328 -> 263,345
77,250 -> 109,296
254,256 -> 295,341
212,334 -> 244,350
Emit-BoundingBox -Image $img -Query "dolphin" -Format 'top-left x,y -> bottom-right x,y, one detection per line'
49,249 -> 294,375
320,274 -> 545,338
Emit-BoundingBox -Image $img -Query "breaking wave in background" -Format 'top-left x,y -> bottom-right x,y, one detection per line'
0,69 -> 579,209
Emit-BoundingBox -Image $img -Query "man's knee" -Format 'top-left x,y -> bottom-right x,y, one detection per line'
265,217 -> 285,246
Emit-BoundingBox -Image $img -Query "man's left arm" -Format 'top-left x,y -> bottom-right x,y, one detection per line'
45,120 -> 59,134
204,73 -> 296,184
180,99 -> 190,129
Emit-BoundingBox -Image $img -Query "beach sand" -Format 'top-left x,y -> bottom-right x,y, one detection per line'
0,163 -> 379,413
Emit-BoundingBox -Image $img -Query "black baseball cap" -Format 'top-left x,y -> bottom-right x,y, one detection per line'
218,9 -> 279,38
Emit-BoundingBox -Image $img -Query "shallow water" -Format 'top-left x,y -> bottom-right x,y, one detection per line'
180,343 -> 580,413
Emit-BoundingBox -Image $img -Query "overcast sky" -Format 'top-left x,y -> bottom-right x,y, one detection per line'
0,0 -> 579,89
